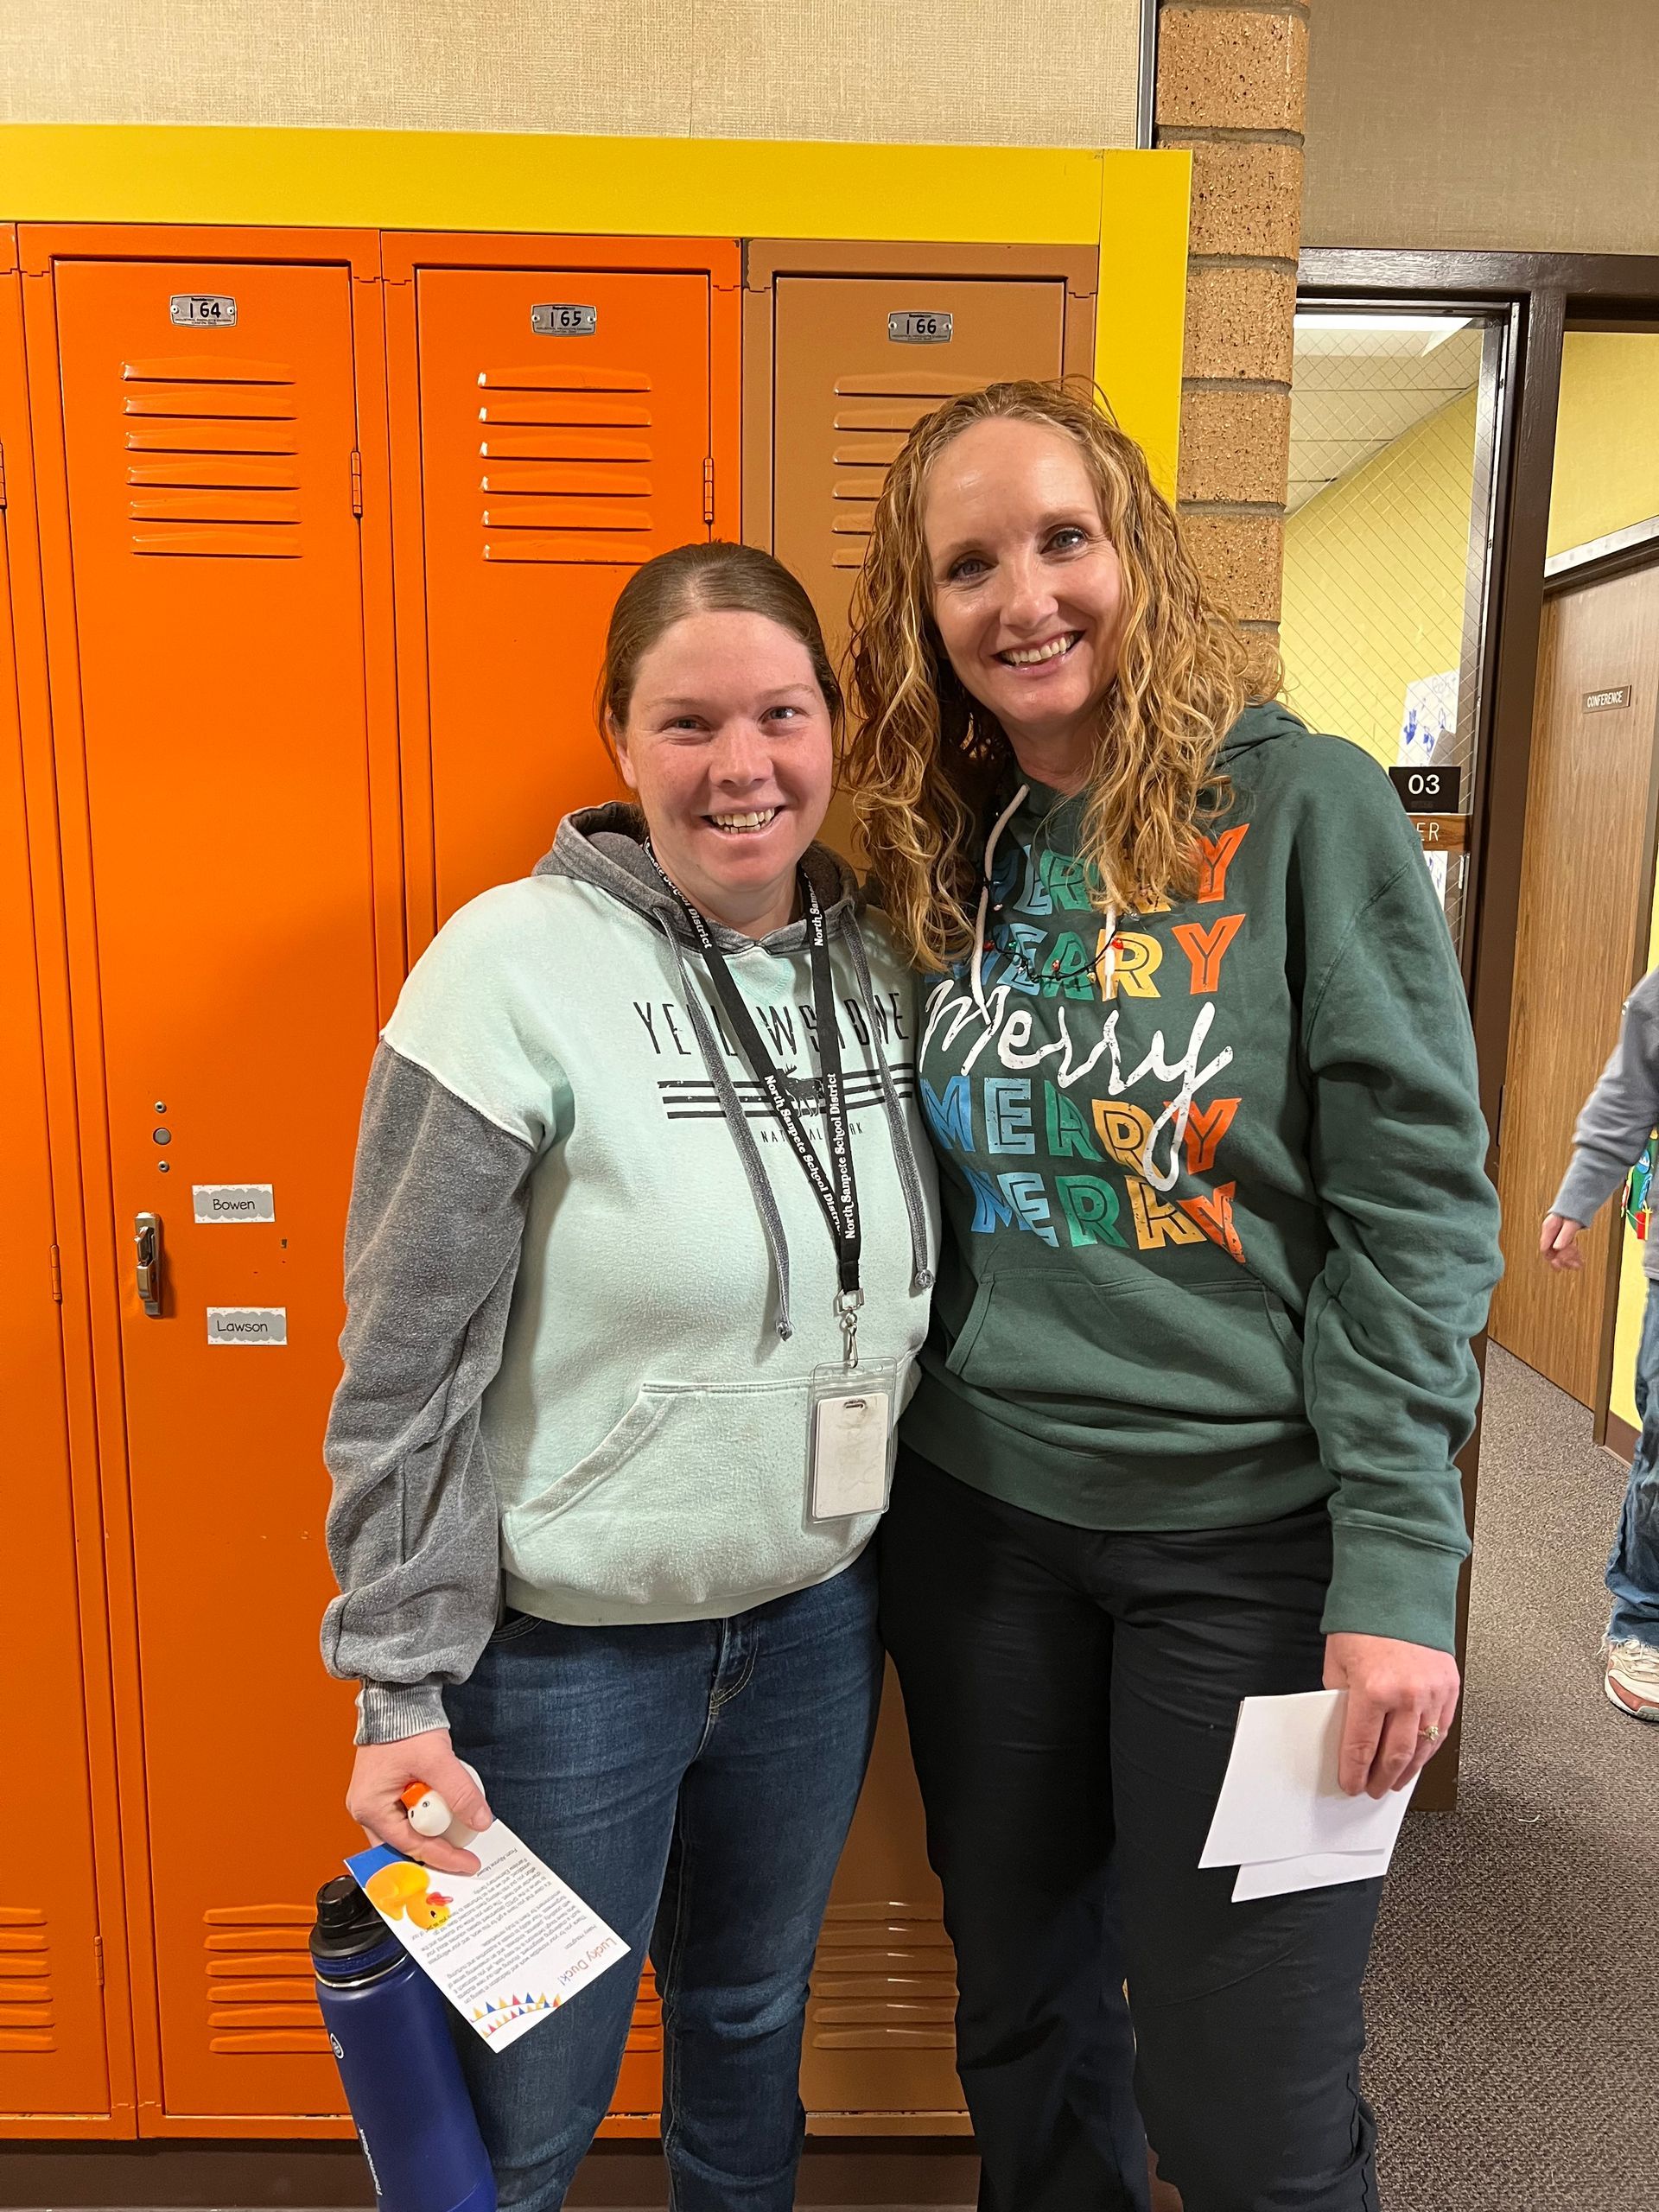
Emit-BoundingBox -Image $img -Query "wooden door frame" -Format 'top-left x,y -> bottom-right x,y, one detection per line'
1298,248 -> 1659,1802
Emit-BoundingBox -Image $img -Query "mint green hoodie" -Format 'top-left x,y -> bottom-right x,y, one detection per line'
905,705 -> 1502,1652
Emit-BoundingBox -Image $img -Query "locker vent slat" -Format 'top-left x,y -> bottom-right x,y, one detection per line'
123,359 -> 305,556
124,356 -> 293,385
0,1909 -> 54,2050
825,376 -> 982,582
626,1965 -> 662,2055
476,363 -> 657,565
204,1908 -> 327,2053
805,1902 -> 957,2052
478,365 -> 651,393
479,396 -> 651,429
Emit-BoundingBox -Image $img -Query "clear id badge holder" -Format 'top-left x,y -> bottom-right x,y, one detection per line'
808,1294 -> 899,1522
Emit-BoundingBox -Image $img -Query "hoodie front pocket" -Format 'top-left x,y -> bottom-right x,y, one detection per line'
943,1269 -> 1305,1429
501,1375 -> 881,1613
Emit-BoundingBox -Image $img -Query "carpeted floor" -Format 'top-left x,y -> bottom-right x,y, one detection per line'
1362,1344 -> 1658,2212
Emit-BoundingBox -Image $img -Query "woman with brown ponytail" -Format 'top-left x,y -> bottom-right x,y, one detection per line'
843,383 -> 1501,2212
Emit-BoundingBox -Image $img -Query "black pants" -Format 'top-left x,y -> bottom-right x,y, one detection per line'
880,1449 -> 1382,2212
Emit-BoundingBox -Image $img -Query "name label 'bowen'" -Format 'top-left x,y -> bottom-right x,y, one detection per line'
193,1184 -> 276,1224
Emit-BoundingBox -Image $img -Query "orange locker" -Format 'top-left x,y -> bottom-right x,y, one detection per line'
382,236 -> 740,2126
0,238 -> 120,2133
383,235 -> 742,944
22,227 -> 402,2132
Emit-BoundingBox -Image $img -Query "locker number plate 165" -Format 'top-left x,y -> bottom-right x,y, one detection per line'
888,311 -> 953,345
531,302 -> 598,336
170,293 -> 237,328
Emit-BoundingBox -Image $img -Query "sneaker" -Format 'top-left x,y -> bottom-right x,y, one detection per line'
1604,1639 -> 1659,1720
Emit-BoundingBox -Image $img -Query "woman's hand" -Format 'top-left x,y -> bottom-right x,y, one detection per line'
346,1728 -> 495,1877
1323,1633 -> 1459,1799
1540,1213 -> 1585,1271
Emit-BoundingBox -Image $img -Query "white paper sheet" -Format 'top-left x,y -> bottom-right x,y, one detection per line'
1230,1847 -> 1391,1902
1200,1688 -> 1419,1873
346,1821 -> 627,2052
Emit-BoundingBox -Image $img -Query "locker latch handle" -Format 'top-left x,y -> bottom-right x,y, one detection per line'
135,1211 -> 164,1317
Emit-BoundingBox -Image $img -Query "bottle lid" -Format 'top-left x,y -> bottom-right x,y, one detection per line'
309,1876 -> 390,1966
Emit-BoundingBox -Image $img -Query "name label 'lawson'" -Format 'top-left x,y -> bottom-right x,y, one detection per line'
193,1183 -> 276,1224
207,1307 -> 288,1347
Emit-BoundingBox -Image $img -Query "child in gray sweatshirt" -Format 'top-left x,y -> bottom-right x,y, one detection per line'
1545,965 -> 1659,1719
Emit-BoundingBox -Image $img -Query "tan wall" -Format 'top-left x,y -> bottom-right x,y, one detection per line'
1303,0 -> 1659,254
0,1 -> 1140,146
1157,2 -> 1309,635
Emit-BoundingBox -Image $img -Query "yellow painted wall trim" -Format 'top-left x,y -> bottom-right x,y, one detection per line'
1,124 -> 1124,242
0,127 -> 1189,490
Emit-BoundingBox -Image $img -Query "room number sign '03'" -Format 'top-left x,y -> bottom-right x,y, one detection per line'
531,303 -> 598,336
888,311 -> 953,344
1388,764 -> 1462,814
170,294 -> 237,328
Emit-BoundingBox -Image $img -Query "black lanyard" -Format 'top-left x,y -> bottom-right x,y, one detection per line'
650,852 -> 863,1348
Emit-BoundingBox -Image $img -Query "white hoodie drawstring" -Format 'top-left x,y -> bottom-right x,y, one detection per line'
970,783 -> 1123,1011
970,785 -> 1029,1014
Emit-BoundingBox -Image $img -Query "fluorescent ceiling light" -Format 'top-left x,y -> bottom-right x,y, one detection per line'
1294,312 -> 1474,359
1294,314 -> 1472,334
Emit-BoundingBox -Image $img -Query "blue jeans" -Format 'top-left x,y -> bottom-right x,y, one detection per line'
443,1553 -> 880,2212
1611,1281 -> 1659,1648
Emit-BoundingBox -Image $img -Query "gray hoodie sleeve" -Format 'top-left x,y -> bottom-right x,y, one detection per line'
321,1042 -> 534,1745
1550,969 -> 1659,1226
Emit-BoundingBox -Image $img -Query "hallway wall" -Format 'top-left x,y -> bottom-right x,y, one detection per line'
1280,390 -> 1478,766
1303,0 -> 1659,254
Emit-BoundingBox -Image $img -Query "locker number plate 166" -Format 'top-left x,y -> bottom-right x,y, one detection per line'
170,293 -> 237,328
888,311 -> 953,345
531,302 -> 598,336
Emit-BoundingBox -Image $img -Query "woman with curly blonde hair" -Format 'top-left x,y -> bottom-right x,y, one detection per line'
844,382 -> 1501,2212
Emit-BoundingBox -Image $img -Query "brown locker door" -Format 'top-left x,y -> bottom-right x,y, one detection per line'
798,1679 -> 962,2123
772,276 -> 1069,863
407,267 -> 714,924
37,253 -> 385,2121
0,263 -> 112,2124
772,275 -> 1069,656
773,276 -> 1071,2120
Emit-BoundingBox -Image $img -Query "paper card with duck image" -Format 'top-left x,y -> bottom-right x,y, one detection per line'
346,1821 -> 628,2051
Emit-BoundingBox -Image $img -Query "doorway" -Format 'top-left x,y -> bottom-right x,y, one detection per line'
1489,558 -> 1659,1403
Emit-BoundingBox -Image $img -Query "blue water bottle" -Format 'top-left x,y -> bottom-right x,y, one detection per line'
312,1875 -> 496,2212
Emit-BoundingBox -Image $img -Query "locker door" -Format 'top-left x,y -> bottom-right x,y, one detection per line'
0,257 -> 112,2126
768,273 -> 1069,2123
772,275 -> 1071,658
33,250 -> 386,2124
403,264 -> 715,925
772,275 -> 1071,868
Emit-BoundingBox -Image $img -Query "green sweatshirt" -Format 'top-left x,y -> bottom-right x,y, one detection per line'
904,703 -> 1503,1652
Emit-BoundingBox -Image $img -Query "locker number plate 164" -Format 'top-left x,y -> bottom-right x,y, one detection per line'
170,293 -> 237,328
531,302 -> 598,336
888,311 -> 953,345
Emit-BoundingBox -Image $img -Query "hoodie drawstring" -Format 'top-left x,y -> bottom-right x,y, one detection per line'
658,927 -> 798,1340
843,921 -> 936,1295
971,785 -> 1122,1007
970,785 -> 1029,1014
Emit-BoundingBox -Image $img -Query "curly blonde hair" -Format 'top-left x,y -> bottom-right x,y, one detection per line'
843,380 -> 1277,971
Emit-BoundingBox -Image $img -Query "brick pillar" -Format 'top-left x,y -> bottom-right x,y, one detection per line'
1155,2 -> 1309,649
